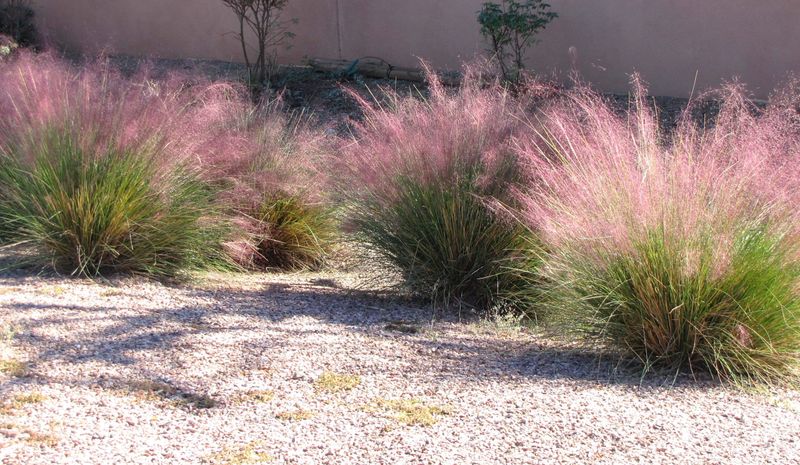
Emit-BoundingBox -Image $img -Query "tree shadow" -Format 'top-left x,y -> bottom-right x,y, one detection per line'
1,275 -> 719,393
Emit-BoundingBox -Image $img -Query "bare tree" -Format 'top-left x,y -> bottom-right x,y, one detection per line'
221,0 -> 297,88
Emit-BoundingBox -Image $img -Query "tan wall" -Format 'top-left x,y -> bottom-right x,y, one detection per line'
31,0 -> 800,97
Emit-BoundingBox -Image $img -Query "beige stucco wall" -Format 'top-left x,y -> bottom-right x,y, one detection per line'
31,0 -> 800,97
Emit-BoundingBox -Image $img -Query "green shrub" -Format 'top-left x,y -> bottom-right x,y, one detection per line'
0,35 -> 18,61
0,0 -> 37,48
478,0 -> 558,83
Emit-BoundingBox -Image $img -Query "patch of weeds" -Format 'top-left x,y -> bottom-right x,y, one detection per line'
383,320 -> 420,334
24,430 -> 60,447
124,380 -> 216,410
0,325 -> 28,378
275,409 -> 314,421
768,396 -> 800,413
239,390 -> 274,404
204,440 -> 273,465
99,288 -> 125,297
314,371 -> 361,393
0,422 -> 59,447
423,328 -> 442,342
0,324 -> 16,343
1,391 -> 45,415
474,308 -> 527,337
15,391 -> 45,403
366,398 -> 452,427
43,286 -> 65,296
0,359 -> 29,377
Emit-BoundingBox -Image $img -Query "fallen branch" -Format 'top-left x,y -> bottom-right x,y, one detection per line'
308,57 -> 461,86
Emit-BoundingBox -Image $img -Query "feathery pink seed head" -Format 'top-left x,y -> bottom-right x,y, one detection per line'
517,76 -> 800,276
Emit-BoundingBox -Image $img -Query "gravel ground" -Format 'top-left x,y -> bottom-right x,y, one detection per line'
1,265 -> 799,465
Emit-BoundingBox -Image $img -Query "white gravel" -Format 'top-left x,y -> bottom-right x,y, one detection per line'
1,270 -> 799,465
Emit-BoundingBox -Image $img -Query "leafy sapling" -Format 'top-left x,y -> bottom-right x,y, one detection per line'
478,0 -> 558,83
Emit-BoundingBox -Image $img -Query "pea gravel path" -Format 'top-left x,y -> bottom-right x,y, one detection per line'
1,269 -> 798,465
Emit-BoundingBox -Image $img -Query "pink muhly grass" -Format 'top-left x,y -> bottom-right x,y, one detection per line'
334,65 -> 543,310
336,65 -> 526,203
518,76 -> 800,385
0,51 -> 247,275
0,51 -> 336,272
0,51 -> 247,174
211,103 -> 337,270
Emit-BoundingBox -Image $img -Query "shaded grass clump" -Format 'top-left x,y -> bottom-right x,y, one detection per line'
519,78 -> 800,385
212,105 -> 337,271
122,379 -> 217,410
336,66 -> 541,312
0,52 -> 230,277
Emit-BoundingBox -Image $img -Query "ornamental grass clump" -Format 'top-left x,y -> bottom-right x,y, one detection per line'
336,67 -> 541,311
0,52 -> 228,277
519,79 -> 800,385
0,52 -> 337,276
211,104 -> 337,271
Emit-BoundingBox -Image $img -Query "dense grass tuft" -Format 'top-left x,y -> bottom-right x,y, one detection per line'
0,129 -> 219,276
0,52 -> 337,276
213,106 -> 337,271
519,79 -> 800,385
0,52 -> 228,277
226,194 -> 335,271
336,66 -> 541,312
352,176 -> 539,310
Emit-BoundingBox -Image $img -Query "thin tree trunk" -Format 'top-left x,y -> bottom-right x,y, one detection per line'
237,14 -> 251,78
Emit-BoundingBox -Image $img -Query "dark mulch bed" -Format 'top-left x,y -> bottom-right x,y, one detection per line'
107,55 -> 722,136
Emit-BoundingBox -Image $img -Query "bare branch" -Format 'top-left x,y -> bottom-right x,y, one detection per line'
220,0 -> 296,88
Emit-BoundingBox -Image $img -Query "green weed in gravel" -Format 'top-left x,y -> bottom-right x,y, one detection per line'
366,398 -> 452,426
204,441 -> 272,464
314,371 -> 361,393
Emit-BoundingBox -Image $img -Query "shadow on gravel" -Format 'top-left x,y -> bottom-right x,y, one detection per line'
2,277 -> 714,391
